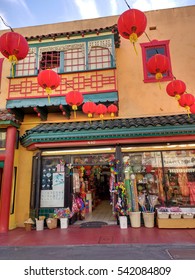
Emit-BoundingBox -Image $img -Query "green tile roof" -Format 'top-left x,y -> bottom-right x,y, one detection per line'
20,114 -> 195,147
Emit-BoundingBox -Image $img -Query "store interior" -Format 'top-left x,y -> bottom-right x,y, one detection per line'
72,164 -> 117,225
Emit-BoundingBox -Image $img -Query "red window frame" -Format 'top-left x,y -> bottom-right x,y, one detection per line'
40,51 -> 60,70
15,52 -> 36,76
140,40 -> 173,83
64,48 -> 85,72
88,46 -> 111,70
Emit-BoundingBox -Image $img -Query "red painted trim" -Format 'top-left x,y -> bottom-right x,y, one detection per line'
7,90 -> 117,100
0,154 -> 6,161
0,126 -> 17,233
140,40 -> 173,83
27,135 -> 195,150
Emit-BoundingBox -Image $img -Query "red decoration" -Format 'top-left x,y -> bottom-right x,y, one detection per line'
96,104 -> 107,120
146,54 -> 169,80
0,31 -> 29,76
0,31 -> 29,62
178,93 -> 195,115
107,104 -> 118,118
117,9 -> 147,43
190,104 -> 195,114
65,90 -> 84,118
166,80 -> 186,100
37,69 -> 61,103
82,101 -> 97,118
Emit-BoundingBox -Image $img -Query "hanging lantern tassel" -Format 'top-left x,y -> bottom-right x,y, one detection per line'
9,55 -> 18,77
45,87 -> 52,103
129,31 -> 138,55
72,105 -> 78,118
100,114 -> 104,124
155,72 -> 163,89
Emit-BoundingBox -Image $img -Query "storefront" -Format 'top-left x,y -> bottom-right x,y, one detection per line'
28,143 -> 195,226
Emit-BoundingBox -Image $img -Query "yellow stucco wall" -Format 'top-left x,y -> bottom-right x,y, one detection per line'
0,6 -> 194,227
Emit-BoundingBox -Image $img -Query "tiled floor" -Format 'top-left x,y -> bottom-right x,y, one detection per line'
74,199 -> 116,225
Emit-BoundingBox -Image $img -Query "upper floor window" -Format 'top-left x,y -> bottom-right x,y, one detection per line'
40,51 -> 60,70
140,40 -> 173,83
15,48 -> 36,76
64,48 -> 85,72
88,46 -> 111,70
14,37 -> 115,77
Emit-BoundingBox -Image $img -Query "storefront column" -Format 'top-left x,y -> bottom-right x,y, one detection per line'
0,126 -> 17,233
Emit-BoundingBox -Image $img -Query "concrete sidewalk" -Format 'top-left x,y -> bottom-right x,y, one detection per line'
0,226 -> 195,260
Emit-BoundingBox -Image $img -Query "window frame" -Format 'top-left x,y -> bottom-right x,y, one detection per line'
14,35 -> 116,77
140,40 -> 173,83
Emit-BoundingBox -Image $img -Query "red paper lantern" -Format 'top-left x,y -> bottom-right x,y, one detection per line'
65,90 -> 84,118
178,93 -> 195,114
96,104 -> 107,120
37,69 -> 61,102
166,80 -> 186,100
117,9 -> 147,43
190,104 -> 195,114
107,104 -> 118,118
0,31 -> 29,63
146,54 -> 169,80
82,101 -> 97,118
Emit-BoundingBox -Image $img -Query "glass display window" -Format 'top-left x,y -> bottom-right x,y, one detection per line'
40,156 -> 66,208
122,149 -> 195,209
163,150 -> 195,206
123,151 -> 164,211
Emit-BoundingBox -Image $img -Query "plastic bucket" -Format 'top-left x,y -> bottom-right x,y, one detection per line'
60,218 -> 69,229
143,212 -> 154,228
129,211 -> 141,228
36,219 -> 44,231
119,216 -> 128,229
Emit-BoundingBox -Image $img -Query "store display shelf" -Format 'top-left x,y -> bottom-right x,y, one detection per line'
157,218 -> 195,228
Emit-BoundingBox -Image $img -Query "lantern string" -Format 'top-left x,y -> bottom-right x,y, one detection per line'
0,16 -> 14,32
124,0 -> 131,9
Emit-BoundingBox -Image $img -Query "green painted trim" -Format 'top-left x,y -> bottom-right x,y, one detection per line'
20,124 -> 195,147
0,161 -> 4,168
6,92 -> 118,109
0,120 -> 20,128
